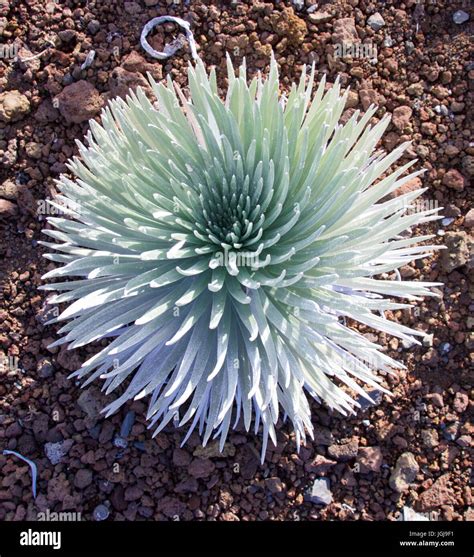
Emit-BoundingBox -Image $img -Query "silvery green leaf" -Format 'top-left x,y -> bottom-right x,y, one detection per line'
42,55 -> 442,462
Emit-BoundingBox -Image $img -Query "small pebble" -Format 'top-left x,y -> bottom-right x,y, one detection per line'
434,105 -> 449,116
37,359 -> 54,379
453,10 -> 469,24
439,342 -> 451,354
405,41 -> 415,54
62,73 -> 74,86
291,0 -> 304,9
89,424 -> 101,440
442,423 -> 459,442
113,436 -> 128,449
87,19 -> 101,35
44,440 -> 73,465
93,504 -> 110,521
442,217 -> 455,226
402,507 -> 430,521
367,13 -> 385,31
305,478 -> 333,505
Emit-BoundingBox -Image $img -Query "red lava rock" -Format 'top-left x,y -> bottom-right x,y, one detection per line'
17,434 -> 37,456
442,169 -> 465,191
389,452 -> 419,493
456,435 -> 471,448
453,392 -> 469,413
441,446 -> 460,470
55,81 -> 104,124
16,185 -> 36,216
308,11 -> 333,24
121,51 -> 162,80
5,422 -> 22,438
0,199 -> 18,218
34,99 -> 59,123
172,448 -> 192,467
154,433 -> 170,451
341,468 -> 357,487
426,393 -> 444,408
47,474 -> 71,503
188,458 -> 216,479
218,489 -> 233,509
328,439 -> 359,461
440,232 -> 471,273
193,440 -> 236,458
264,477 -> 286,494
345,90 -> 359,109
108,67 -> 151,100
359,89 -> 379,111
390,176 -> 422,199
463,155 -> 474,177
421,429 -> 439,449
270,7 -> 307,46
392,435 -> 408,449
356,447 -> 383,473
124,1 -> 142,15
0,90 -> 30,122
124,485 -> 143,502
221,511 -> 239,521
240,455 -> 259,480
56,346 -> 83,373
32,412 -> 50,442
122,503 -> 137,521
464,209 -> 474,228
74,469 -> 93,490
313,425 -> 334,446
392,106 -> 413,130
157,496 -> 185,518
421,122 -> 437,136
305,454 -> 337,474
0,179 -> 18,200
174,477 -> 199,494
0,0 -> 9,16
417,474 -> 456,511
98,422 -> 114,444
77,388 -> 104,421
110,485 -> 127,511
445,144 -> 460,157
332,17 -> 359,46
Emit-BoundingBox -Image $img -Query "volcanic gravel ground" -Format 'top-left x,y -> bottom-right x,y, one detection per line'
0,0 -> 472,522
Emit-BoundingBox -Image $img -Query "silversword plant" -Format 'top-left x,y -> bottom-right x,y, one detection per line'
41,56 -> 441,458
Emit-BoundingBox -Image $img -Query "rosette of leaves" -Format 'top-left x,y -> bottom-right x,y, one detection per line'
41,56 -> 441,458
